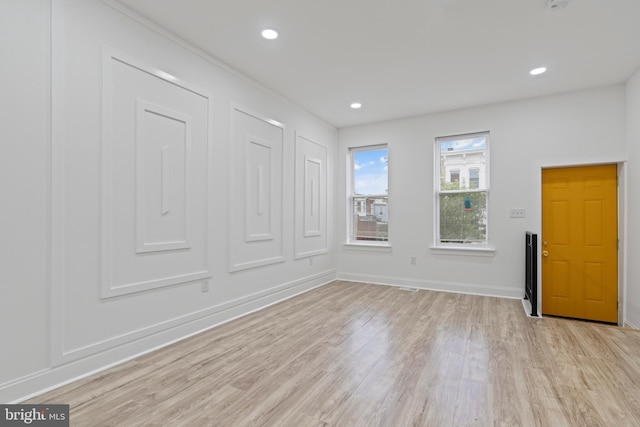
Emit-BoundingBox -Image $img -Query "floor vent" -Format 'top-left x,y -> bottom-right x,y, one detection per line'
399,287 -> 419,292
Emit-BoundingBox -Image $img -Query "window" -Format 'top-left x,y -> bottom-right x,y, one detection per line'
435,132 -> 489,246
450,169 -> 460,188
469,168 -> 480,189
349,145 -> 388,243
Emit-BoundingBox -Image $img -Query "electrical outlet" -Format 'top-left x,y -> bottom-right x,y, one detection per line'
410,256 -> 417,265
201,282 -> 209,293
510,208 -> 526,218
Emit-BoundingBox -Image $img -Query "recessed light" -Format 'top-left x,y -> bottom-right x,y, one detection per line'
350,102 -> 362,109
261,29 -> 278,40
530,67 -> 547,76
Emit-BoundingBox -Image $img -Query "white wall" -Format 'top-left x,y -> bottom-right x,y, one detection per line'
337,86 -> 626,300
0,0 -> 51,389
625,69 -> 640,328
0,0 -> 337,403
2,0 -> 635,405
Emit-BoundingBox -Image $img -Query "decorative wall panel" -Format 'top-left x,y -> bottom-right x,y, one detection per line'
135,100 -> 192,253
294,133 -> 328,258
245,137 -> 274,242
304,156 -> 322,237
229,107 -> 284,271
101,47 -> 211,298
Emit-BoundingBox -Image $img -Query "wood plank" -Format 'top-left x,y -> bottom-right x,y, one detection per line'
25,281 -> 640,426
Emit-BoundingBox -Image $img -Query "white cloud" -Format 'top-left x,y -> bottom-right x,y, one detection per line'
440,136 -> 486,152
451,136 -> 485,151
354,172 -> 388,194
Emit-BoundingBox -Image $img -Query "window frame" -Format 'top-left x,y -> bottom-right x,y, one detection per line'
469,167 -> 480,189
450,169 -> 460,188
346,144 -> 390,248
433,132 -> 493,254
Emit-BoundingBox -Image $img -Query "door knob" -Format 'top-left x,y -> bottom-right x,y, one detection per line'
542,250 -> 549,257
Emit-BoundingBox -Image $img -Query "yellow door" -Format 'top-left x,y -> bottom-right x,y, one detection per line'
541,165 -> 618,323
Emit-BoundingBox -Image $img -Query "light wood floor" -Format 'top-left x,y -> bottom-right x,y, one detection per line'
27,281 -> 640,426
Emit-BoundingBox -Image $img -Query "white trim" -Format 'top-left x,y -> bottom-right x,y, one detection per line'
429,245 -> 495,257
244,135 -> 276,242
303,155 -> 323,237
2,271 -> 336,403
434,131 -> 490,247
534,159 -> 627,321
521,298 -> 542,318
618,162 -> 627,327
229,105 -> 285,272
98,45 -> 213,299
230,257 -> 286,272
294,132 -> 329,259
336,273 -> 522,299
624,321 -> 639,330
295,249 -> 330,258
343,243 -> 392,252
347,144 -> 389,244
134,99 -> 193,254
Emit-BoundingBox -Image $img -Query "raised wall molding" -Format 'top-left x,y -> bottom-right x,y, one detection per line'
229,106 -> 284,272
304,156 -> 322,237
294,133 -> 328,259
99,46 -> 211,299
245,136 -> 274,242
135,99 -> 192,253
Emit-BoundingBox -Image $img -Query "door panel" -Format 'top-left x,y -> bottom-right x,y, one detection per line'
542,165 -> 617,323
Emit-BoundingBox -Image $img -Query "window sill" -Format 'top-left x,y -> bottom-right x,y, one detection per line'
429,245 -> 495,257
343,242 -> 392,252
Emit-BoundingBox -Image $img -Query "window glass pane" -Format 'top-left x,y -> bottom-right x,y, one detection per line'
353,148 -> 388,195
439,135 -> 487,190
450,169 -> 460,189
350,146 -> 388,243
469,168 -> 480,189
439,192 -> 487,244
353,196 -> 388,241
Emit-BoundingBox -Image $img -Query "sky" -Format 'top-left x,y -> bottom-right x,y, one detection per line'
439,135 -> 486,153
353,148 -> 388,195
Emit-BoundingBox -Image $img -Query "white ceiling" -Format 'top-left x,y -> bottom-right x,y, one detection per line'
115,0 -> 640,128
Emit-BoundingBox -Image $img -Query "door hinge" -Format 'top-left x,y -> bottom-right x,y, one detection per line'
618,238 -> 620,250
618,302 -> 621,311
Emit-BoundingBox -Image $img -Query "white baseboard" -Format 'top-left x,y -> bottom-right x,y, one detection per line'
336,272 -> 523,299
0,270 -> 336,403
624,320 -> 639,330
521,298 -> 542,318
